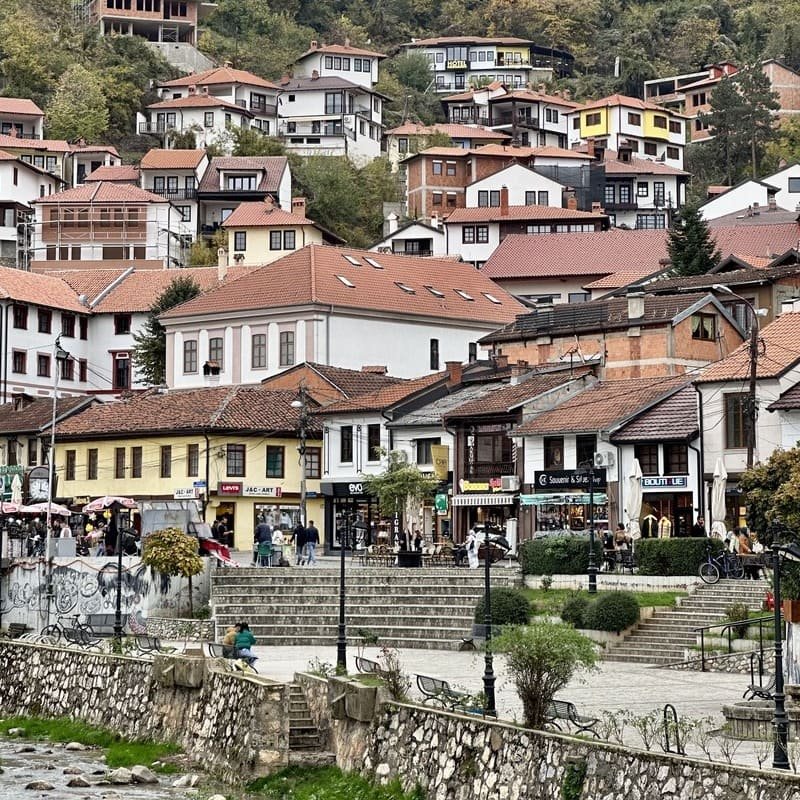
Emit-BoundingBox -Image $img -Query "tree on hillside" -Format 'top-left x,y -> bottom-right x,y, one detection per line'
736,63 -> 780,178
667,204 -> 720,277
132,276 -> 201,386
702,76 -> 747,186
46,64 -> 109,142
763,116 -> 800,174
230,127 -> 286,156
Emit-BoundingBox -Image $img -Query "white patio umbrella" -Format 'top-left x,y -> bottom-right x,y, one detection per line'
20,501 -> 72,517
81,496 -> 136,514
710,458 -> 728,539
627,458 -> 643,541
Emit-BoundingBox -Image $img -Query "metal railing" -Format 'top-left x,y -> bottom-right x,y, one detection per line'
149,188 -> 197,200
694,614 -> 778,672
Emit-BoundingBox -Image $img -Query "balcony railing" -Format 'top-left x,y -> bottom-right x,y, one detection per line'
0,131 -> 37,140
138,122 -> 175,135
493,111 -> 539,129
603,200 -> 638,211
150,187 -> 197,200
464,461 -> 515,481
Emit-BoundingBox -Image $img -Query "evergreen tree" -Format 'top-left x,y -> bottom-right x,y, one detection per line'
702,75 -> 747,186
132,276 -> 201,386
735,63 -> 780,178
667,204 -> 720,277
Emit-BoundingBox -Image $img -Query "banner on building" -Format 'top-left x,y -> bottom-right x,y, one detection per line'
430,444 -> 449,480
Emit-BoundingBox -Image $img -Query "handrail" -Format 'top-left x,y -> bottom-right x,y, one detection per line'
693,614 -> 779,672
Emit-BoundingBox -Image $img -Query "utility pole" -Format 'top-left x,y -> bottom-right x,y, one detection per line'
291,385 -> 308,526
746,317 -> 758,470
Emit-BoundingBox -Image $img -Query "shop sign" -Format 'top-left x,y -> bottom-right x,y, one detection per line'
534,469 -> 607,491
218,482 -> 242,496
434,493 -> 449,515
459,478 -> 502,492
431,444 -> 449,481
320,481 -> 370,498
193,480 -> 207,489
174,487 -> 198,500
243,486 -> 283,497
641,476 -> 687,488
521,492 -> 609,506
446,59 -> 467,70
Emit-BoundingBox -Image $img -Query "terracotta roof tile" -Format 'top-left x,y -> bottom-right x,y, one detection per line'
515,376 -> 690,435
768,381 -> 800,410
85,165 -> 140,182
578,93 -> 676,114
140,149 -> 206,170
0,98 -> 43,116
303,363 -> 405,398
611,385 -> 698,442
407,36 -> 533,46
296,43 -> 386,60
56,386 -> 319,439
45,268 -> 130,300
69,143 -> 119,156
641,263 -> 800,295
316,371 -> 446,414
0,396 -> 94,435
278,76 -> 374,94
34,181 -> 166,205
387,122 -> 508,139
409,147 -> 471,158
490,90 -> 581,108
445,368 -> 592,419
161,66 -> 280,90
0,267 -> 88,312
602,152 -> 688,176
474,143 -> 590,160
159,244 -> 525,324
198,156 -> 288,194
0,134 -> 70,152
697,312 -> 800,382
583,269 -> 662,291
221,201 -> 313,228
147,95 -> 252,115
445,205 -> 605,224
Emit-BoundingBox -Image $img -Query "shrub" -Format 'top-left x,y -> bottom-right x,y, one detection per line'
635,537 -> 723,576
494,622 -> 598,728
474,587 -> 531,625
560,592 -> 591,627
519,536 -> 603,575
725,602 -> 751,639
582,591 -> 640,632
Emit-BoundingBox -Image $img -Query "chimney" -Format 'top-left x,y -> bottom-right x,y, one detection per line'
311,69 -> 319,80
627,289 -> 645,320
217,247 -> 228,280
292,196 -> 307,216
280,74 -> 291,86
431,211 -> 440,229
310,39 -> 319,49
500,185 -> 509,215
445,360 -> 463,385
591,201 -> 603,214
769,195 -> 778,211
494,354 -> 509,370
586,139 -> 595,159
387,211 -> 399,233
510,359 -> 529,384
188,84 -> 197,95
344,37 -> 350,47
566,195 -> 578,211
361,365 -> 388,374
223,60 -> 232,68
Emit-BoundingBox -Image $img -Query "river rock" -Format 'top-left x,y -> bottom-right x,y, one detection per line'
130,765 -> 159,784
208,795 -> 227,800
24,780 -> 54,790
63,766 -> 83,774
16,745 -> 35,753
66,775 -> 92,788
108,767 -> 133,784
65,741 -> 87,751
172,774 -> 201,787
8,727 -> 26,736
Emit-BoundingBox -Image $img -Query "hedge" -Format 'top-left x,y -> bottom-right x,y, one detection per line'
635,536 -> 724,576
474,586 -> 531,625
582,591 -> 640,632
519,535 -> 603,575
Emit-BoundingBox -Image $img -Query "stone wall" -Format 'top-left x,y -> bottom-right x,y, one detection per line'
668,651 -> 762,674
145,616 -> 214,641
0,641 -> 288,782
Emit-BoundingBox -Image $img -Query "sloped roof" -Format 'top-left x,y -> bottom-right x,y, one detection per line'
697,312 -> 800,383
473,143 -> 589,160
445,205 -> 605,224
221,201 -> 314,228
160,66 -> 279,90
407,36 -> 533,46
315,371 -> 446,415
603,152 -> 688,176
140,149 -> 206,170
69,143 -> 119,156
56,386 -> 320,439
767,381 -> 800,410
0,98 -> 44,116
296,42 -> 386,60
611,385 -> 698,442
0,134 -> 70,152
488,89 -> 581,108
198,156 -> 288,194
85,165 -> 140,182
578,94 -> 676,113
638,263 -> 800,295
47,268 -> 131,299
159,245 -> 524,324
33,181 -> 166,205
302,363 -> 405,398
277,76 -> 374,94
0,267 -> 89,312
515,376 -> 690,435
0,395 -> 95,435
387,381 -> 501,427
147,95 -> 252,115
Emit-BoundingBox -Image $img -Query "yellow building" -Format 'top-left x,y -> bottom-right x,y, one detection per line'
221,199 -> 343,266
55,384 -> 323,550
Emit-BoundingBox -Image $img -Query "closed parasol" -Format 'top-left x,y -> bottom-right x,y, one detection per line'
627,458 -> 643,541
710,458 -> 728,539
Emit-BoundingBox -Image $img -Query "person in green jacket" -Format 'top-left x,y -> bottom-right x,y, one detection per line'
234,622 -> 257,665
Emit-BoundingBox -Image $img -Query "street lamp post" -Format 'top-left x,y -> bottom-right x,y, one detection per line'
712,284 -> 764,470
483,532 -> 497,716
336,506 -> 351,672
113,502 -> 128,642
578,460 -> 598,594
290,386 -> 309,528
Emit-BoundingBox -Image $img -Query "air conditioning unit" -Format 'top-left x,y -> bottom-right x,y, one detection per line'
593,451 -> 615,469
501,475 -> 520,491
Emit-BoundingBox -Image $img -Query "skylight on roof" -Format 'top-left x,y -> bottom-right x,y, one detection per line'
364,257 -> 384,269
395,282 -> 415,294
483,292 -> 502,304
425,286 -> 445,298
455,289 -> 474,301
336,275 -> 356,287
343,255 -> 361,266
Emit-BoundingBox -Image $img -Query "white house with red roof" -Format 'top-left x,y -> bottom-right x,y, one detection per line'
484,88 -> 579,149
158,244 -> 525,387
67,142 -> 121,186
30,181 -> 193,271
0,98 -> 44,140
292,40 -> 386,92
139,65 -> 280,148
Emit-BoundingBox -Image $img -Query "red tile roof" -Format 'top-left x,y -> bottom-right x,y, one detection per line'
140,149 -> 206,170
445,205 -> 606,224
491,90 -> 581,108
474,143 -> 590,160
602,152 -> 687,176
297,43 -> 386,60
47,268 -> 130,299
221,201 -> 313,228
270,362 -> 405,399
160,244 -> 525,324
0,134 -> 70,152
316,371 -> 446,414
33,181 -> 166,205
85,165 -> 140,182
697,312 -> 800,382
0,267 -> 89,312
69,143 -> 119,156
578,93 -> 677,114
0,98 -> 43,116
198,156 -> 288,194
147,95 -> 252,115
412,147 -> 472,158
445,369 -> 592,419
611,385 -> 698,442
0,395 -> 95,435
387,122 -> 508,140
160,66 -> 280,90
583,270 -> 662,291
408,36 -> 533,46
515,376 -> 690,435
56,386 -> 320,438
768,381 -> 800,410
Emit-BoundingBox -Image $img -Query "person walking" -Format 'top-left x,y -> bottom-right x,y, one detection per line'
294,521 -> 307,565
304,520 -> 319,566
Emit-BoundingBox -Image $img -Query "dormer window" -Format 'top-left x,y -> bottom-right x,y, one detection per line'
225,174 -> 257,191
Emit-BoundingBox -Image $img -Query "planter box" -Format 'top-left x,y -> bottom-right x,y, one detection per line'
397,552 -> 422,568
328,676 -> 378,722
153,654 -> 206,688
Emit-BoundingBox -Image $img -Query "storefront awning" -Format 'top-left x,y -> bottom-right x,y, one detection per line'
451,493 -> 517,507
520,493 -> 608,506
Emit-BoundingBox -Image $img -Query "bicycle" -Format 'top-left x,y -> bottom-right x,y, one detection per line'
40,615 -> 102,649
699,546 -> 744,584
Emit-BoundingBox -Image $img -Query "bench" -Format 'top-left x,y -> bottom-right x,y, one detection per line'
203,641 -> 258,673
416,674 -> 468,710
133,635 -> 175,655
86,614 -> 129,637
744,674 -> 775,701
355,656 -> 383,675
6,623 -> 29,639
545,699 -> 599,737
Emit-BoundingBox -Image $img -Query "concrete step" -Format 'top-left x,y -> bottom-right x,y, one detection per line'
288,751 -> 336,767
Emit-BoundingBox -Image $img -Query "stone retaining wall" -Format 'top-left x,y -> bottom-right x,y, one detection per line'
668,651 -> 761,674
0,641 -> 289,782
145,616 -> 214,641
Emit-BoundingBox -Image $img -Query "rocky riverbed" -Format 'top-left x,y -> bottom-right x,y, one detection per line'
0,738 -> 222,799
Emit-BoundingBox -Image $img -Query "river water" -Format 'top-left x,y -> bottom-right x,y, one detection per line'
0,738 -> 198,799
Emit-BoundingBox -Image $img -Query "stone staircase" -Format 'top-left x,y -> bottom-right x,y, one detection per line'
287,683 -> 335,767
603,579 -> 771,666
211,565 -> 522,650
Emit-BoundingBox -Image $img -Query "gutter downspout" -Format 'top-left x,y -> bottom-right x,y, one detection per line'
696,387 -> 706,518
689,439 -> 703,518
0,303 -> 5,403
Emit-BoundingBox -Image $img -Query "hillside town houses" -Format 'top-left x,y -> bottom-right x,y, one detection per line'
1,26 -> 800,560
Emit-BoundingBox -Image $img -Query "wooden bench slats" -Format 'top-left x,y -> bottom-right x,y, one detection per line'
416,674 -> 468,710
545,699 -> 599,736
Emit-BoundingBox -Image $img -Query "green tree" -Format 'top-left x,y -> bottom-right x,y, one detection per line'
667,204 -> 720,277
494,622 -> 597,728
230,127 -> 286,156
702,75 -> 748,186
169,129 -> 199,150
763,116 -> 800,173
735,63 -> 780,178
141,527 -> 204,615
363,451 -> 439,521
45,64 -> 109,142
132,275 -> 201,386
740,446 -> 800,544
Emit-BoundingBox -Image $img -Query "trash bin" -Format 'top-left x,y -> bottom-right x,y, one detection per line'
397,551 -> 422,568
